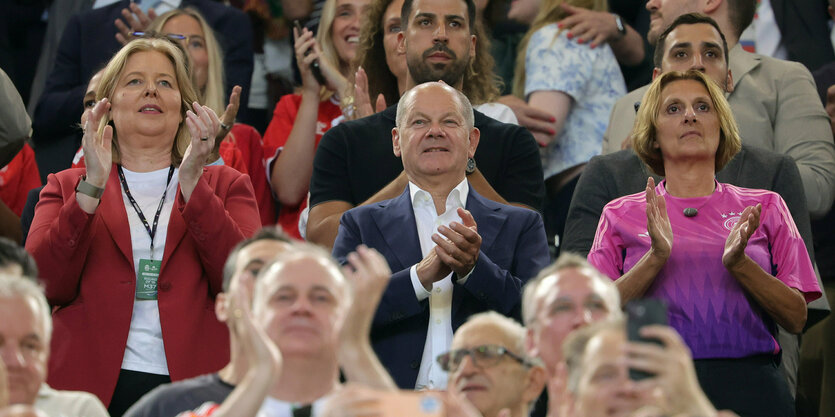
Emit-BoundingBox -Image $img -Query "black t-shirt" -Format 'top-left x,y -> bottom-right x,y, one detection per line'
609,0 -> 654,91
309,104 -> 545,210
123,373 -> 234,417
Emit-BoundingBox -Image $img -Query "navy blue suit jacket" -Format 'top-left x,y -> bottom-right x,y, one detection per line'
333,186 -> 550,388
32,0 -> 253,179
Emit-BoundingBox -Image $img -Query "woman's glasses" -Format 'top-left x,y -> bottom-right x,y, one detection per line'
131,31 -> 205,50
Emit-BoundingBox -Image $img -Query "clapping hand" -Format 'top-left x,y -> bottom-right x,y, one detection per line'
114,2 -> 157,45
645,177 -> 672,261
353,66 -> 388,120
432,208 -> 482,278
179,102 -> 221,201
341,245 -> 391,341
216,86 -> 242,141
81,99 -> 113,189
228,276 -> 282,382
722,204 -> 761,269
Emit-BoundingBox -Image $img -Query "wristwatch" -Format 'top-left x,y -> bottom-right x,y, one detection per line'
76,176 -> 105,199
613,14 -> 627,39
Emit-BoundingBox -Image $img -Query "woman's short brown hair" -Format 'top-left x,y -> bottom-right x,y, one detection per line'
96,37 -> 200,167
631,70 -> 741,176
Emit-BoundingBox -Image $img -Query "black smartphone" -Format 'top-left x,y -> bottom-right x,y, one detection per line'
625,298 -> 668,381
293,20 -> 327,86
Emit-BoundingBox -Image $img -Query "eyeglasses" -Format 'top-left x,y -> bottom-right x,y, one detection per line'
436,344 -> 532,372
131,31 -> 205,49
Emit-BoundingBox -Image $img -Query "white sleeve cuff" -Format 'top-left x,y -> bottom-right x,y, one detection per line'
456,267 -> 474,285
410,265 -> 432,301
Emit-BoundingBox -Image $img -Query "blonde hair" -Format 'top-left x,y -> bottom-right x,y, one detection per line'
512,0 -> 608,98
315,0 -> 353,102
147,7 -> 226,115
96,37 -> 200,167
631,70 -> 741,176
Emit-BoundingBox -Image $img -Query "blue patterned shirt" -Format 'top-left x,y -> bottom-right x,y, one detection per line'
525,24 -> 626,178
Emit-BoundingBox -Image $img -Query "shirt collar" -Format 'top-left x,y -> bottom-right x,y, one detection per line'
409,179 -> 469,213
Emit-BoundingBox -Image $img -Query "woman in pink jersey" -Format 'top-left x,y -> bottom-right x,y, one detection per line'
588,70 -> 821,416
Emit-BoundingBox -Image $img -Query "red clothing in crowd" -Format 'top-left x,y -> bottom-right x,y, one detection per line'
70,124 -> 276,225
26,165 -> 260,406
0,143 -> 41,216
263,94 -> 343,239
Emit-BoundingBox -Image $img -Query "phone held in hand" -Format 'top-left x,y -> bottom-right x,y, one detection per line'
626,298 -> 668,381
294,20 -> 328,86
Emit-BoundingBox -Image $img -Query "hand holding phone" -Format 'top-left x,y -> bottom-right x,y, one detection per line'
294,20 -> 327,86
626,298 -> 668,381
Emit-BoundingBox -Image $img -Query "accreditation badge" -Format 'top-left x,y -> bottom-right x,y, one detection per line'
136,258 -> 162,300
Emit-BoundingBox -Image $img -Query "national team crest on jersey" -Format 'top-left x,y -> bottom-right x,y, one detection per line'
721,211 -> 742,230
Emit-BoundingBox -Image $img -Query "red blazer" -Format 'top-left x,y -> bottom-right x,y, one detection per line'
25,164 -> 261,406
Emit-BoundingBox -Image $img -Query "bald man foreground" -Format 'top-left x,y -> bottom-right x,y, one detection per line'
333,82 -> 550,389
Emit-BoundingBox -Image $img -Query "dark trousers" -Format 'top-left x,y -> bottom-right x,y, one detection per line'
695,355 -> 795,417
108,369 -> 171,417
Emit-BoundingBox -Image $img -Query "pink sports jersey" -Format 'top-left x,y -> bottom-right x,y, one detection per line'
589,180 -> 821,359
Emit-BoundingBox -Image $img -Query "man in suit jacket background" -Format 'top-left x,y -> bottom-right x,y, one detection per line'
602,0 -> 835,219
332,82 -> 550,390
30,0 -> 253,181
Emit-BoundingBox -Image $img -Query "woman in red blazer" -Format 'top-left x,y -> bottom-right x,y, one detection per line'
25,37 -> 260,416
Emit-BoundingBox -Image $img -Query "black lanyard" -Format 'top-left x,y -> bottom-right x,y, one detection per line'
117,165 -> 175,260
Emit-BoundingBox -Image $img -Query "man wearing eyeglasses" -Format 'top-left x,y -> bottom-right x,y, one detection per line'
440,311 -> 545,417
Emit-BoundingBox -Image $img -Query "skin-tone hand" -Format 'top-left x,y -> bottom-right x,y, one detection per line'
432,208 -> 482,278
81,99 -> 113,189
228,278 -> 282,381
645,177 -> 672,261
294,27 -> 350,96
722,204 -> 761,269
624,325 -> 717,417
179,102 -> 221,202
557,4 -> 619,48
77,98 -> 113,214
546,362 -> 572,417
416,249 -> 452,291
341,245 -> 392,341
0,357 -> 7,408
319,385 -> 383,417
114,2 -> 157,45
825,84 -> 835,136
198,281 -> 281,417
444,389 -> 491,417
353,66 -> 388,120
497,95 -> 557,139
216,85 -> 242,141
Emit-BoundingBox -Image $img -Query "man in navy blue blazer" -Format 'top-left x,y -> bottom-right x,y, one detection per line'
31,0 -> 253,180
332,82 -> 550,390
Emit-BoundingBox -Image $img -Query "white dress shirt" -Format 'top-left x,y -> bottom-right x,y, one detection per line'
408,179 -> 470,390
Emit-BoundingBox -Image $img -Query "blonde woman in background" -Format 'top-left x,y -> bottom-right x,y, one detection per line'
262,0 -> 370,239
